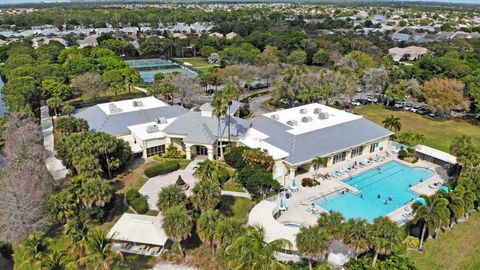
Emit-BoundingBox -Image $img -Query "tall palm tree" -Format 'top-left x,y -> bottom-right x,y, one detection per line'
197,210 -> 221,255
317,211 -> 345,260
222,84 -> 239,145
412,195 -> 450,251
296,226 -> 329,270
84,229 -> 123,270
367,216 -> 402,267
162,205 -> 192,257
193,160 -> 221,181
22,232 -> 50,268
456,185 -> 476,219
343,218 -> 369,259
214,218 -> 245,264
41,250 -> 73,270
191,180 -> 221,212
438,188 -> 465,228
64,215 -> 90,260
156,185 -> 187,211
382,114 -> 401,132
312,156 -> 328,179
212,90 -> 228,162
224,226 -> 292,270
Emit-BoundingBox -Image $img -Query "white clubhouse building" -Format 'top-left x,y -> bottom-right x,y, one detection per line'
75,97 -> 392,185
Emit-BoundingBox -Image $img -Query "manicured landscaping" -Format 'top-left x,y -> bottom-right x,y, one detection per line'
406,212 -> 480,270
219,195 -> 253,222
153,156 -> 191,170
222,180 -> 245,192
354,105 -> 480,152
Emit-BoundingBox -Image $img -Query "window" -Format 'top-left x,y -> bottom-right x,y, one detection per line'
146,145 -> 165,157
370,143 -> 376,153
332,151 -> 347,164
351,146 -> 364,158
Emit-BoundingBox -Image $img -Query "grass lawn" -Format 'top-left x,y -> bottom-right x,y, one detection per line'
219,195 -> 253,222
354,105 -> 480,152
406,212 -> 480,270
222,180 -> 245,192
153,156 -> 191,170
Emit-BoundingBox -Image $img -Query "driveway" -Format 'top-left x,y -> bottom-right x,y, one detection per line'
249,94 -> 272,116
139,159 -> 203,210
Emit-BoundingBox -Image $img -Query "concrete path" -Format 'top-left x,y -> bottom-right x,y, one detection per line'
151,263 -> 197,270
40,106 -> 68,181
248,94 -> 272,116
221,190 -> 251,199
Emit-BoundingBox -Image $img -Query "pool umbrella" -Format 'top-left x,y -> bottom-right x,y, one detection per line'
290,179 -> 298,191
279,198 -> 286,211
440,186 -> 449,193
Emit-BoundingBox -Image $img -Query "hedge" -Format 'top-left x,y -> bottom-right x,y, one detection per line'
125,189 -> 149,214
144,160 -> 180,178
224,146 -> 248,169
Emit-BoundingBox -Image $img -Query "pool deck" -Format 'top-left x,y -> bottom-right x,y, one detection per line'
248,153 -> 448,257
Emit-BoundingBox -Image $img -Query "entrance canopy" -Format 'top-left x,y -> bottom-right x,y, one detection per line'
107,213 -> 168,247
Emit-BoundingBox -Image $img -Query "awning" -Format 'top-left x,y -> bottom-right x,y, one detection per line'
415,144 -> 457,164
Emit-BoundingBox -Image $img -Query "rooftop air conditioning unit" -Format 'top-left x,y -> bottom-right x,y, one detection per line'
286,120 -> 298,126
300,108 -> 308,114
146,125 -> 159,133
132,100 -> 143,107
156,117 -> 167,124
313,108 -> 322,114
271,114 -> 279,120
301,116 -> 313,123
318,112 -> 329,120
109,103 -> 123,114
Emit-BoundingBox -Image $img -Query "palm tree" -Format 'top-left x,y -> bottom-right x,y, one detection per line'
193,159 -> 221,181
191,180 -> 221,211
382,115 -> 401,132
156,185 -> 187,211
84,229 -> 123,270
22,232 -> 50,268
162,205 -> 192,257
47,97 -> 62,117
197,210 -> 221,255
212,90 -> 228,162
215,218 -> 245,247
412,195 -> 450,251
296,226 -> 329,270
224,226 -> 292,270
312,156 -> 328,179
222,84 -> 239,145
456,185 -> 476,219
367,216 -> 402,267
343,218 -> 369,259
64,215 -> 90,260
317,211 -> 345,260
41,250 -> 73,270
438,188 -> 465,228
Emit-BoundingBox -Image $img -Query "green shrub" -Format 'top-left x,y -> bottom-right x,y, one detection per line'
163,144 -> 184,159
224,146 -> 248,169
404,236 -> 420,249
125,189 -> 149,214
236,165 -> 280,199
398,149 -> 408,159
144,160 -> 180,178
403,156 -> 418,163
218,166 -> 230,183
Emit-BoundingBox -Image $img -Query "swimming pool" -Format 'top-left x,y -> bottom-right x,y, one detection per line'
313,161 -> 434,222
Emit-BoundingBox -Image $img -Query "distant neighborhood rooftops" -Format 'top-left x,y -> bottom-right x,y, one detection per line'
388,46 -> 428,62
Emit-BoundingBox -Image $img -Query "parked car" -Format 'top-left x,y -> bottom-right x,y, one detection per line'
428,111 -> 439,118
350,100 -> 361,107
365,95 -> 378,103
404,103 -> 412,111
393,102 -> 405,109
416,107 -> 430,115
244,81 -> 269,90
410,105 -> 421,113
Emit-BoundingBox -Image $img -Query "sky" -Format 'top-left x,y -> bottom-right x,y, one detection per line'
0,0 -> 478,4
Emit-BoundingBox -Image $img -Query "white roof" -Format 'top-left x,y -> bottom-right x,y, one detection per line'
98,96 -> 168,115
107,213 -> 168,246
248,200 -> 299,249
415,144 -> 457,164
263,103 -> 362,136
128,117 -> 177,141
240,128 -> 289,160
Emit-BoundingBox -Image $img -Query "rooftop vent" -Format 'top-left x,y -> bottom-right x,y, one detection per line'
156,117 -> 167,124
286,120 -> 298,126
271,114 -> 279,120
301,116 -> 313,123
132,100 -> 143,107
108,103 -> 123,114
146,125 -> 159,133
300,108 -> 308,114
318,112 -> 329,120
313,108 -> 322,114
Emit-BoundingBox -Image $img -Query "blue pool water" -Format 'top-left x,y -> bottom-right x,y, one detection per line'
314,161 -> 434,222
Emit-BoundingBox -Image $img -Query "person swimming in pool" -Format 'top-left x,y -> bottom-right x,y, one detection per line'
384,200 -> 389,205
388,196 -> 393,201
377,194 -> 381,199
360,194 -> 364,199
420,178 -> 423,183
408,184 -> 412,188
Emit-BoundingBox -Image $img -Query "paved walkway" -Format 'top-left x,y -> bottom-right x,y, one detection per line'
221,190 -> 251,199
40,106 -> 68,181
249,94 -> 272,116
151,263 -> 197,270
